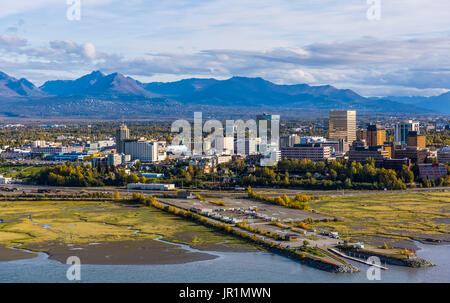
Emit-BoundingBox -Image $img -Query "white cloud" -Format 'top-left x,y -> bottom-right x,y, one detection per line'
82,43 -> 96,59
1,0 -> 450,97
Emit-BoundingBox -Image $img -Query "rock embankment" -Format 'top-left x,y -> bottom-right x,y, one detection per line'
337,245 -> 434,268
269,247 -> 360,273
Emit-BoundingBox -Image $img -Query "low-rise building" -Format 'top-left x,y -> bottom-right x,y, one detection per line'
348,146 -> 389,164
91,156 -> 108,168
280,135 -> 300,148
190,206 -> 213,214
127,183 -> 175,191
45,152 -> 87,162
32,145 -> 84,154
281,143 -> 331,162
141,173 -> 164,178
381,158 -> 411,170
0,175 -> 13,184
437,147 -> 450,163
418,163 -> 448,180
177,191 -> 196,199
393,147 -> 428,164
107,153 -> 130,166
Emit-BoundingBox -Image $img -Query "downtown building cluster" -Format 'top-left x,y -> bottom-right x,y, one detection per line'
0,111 -> 449,182
279,111 -> 449,181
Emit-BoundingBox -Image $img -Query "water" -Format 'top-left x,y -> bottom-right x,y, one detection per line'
0,242 -> 448,283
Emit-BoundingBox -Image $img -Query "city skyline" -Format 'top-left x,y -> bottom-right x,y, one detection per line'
1,0 -> 449,288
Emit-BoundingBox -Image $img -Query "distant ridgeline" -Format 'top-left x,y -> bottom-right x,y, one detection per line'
0,70 -> 444,119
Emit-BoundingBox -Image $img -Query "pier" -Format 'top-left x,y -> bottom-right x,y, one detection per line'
329,248 -> 388,270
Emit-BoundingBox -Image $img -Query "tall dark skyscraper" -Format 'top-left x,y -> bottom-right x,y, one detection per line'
116,123 -> 130,154
256,113 -> 280,144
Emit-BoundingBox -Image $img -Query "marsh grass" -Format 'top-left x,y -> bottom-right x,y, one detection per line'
0,201 -> 253,250
309,192 -> 450,241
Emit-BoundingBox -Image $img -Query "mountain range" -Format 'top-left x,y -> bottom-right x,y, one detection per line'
370,94 -> 450,114
0,71 -> 45,98
0,70 -> 448,119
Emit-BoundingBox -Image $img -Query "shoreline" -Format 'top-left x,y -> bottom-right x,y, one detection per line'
21,239 -> 220,265
1,235 -> 258,265
0,244 -> 38,262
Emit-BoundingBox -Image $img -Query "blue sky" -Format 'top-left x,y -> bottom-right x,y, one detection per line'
1,0 -> 450,96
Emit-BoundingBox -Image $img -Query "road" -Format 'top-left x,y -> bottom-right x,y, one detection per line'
2,184 -> 449,198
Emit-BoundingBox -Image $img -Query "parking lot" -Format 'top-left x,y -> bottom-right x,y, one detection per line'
159,194 -> 341,249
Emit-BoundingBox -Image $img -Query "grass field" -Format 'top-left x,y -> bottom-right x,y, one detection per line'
0,201 -> 254,250
1,166 -> 42,178
309,192 -> 450,245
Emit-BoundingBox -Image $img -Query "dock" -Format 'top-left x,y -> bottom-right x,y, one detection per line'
328,248 -> 388,270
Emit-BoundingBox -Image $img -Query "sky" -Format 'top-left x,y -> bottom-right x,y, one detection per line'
1,0 -> 450,97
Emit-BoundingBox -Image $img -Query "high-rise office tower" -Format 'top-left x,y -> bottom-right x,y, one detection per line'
256,113 -> 280,144
356,129 -> 368,142
367,124 -> 386,147
407,131 -> 426,149
394,120 -> 419,145
329,110 -> 356,143
116,123 -> 130,154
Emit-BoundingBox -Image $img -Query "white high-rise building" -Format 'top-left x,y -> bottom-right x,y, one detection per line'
124,141 -> 158,162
